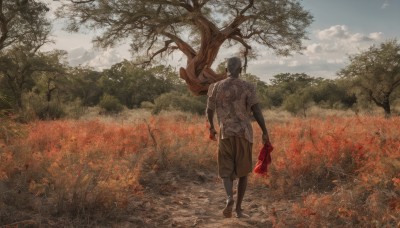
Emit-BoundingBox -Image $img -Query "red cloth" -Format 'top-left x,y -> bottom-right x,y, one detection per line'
253,142 -> 274,175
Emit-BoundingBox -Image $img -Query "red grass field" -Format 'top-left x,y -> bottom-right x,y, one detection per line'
0,112 -> 399,226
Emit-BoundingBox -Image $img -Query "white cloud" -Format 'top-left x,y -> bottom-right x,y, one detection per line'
349,32 -> 383,42
43,0 -> 61,20
317,25 -> 382,43
326,58 -> 346,64
317,25 -> 350,40
310,25 -> 383,59
247,56 -> 344,82
68,47 -> 96,66
305,43 -> 323,54
67,47 -> 129,70
368,32 -> 383,40
288,60 -> 299,67
349,33 -> 373,42
381,1 -> 389,9
245,24 -> 385,81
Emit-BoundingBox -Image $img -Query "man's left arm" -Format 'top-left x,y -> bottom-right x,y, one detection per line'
206,107 -> 217,141
247,84 -> 270,144
206,83 -> 217,141
251,104 -> 270,144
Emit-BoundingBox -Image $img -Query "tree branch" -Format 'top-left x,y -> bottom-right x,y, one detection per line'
360,85 -> 384,108
389,77 -> 400,92
142,40 -> 174,65
223,0 -> 255,34
195,14 -> 219,33
161,31 -> 196,58
230,35 -> 252,71
151,0 -> 193,11
0,0 -> 8,50
240,0 -> 254,15
243,29 -> 262,39
199,0 -> 211,7
192,0 -> 200,8
70,0 -> 95,3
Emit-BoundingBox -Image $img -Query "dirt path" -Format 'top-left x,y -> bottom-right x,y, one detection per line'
123,173 -> 291,228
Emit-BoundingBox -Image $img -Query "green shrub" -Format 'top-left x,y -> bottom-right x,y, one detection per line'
36,102 -> 65,120
0,94 -> 12,111
65,98 -> 86,119
283,91 -> 314,117
152,92 -> 205,115
140,101 -> 155,109
21,93 -> 65,120
99,94 -> 124,114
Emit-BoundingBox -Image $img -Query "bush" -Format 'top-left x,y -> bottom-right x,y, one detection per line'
140,101 -> 155,109
0,94 -> 12,111
36,102 -> 65,120
283,90 -> 314,117
64,98 -> 86,119
22,93 -> 65,120
99,94 -> 124,114
152,92 -> 205,115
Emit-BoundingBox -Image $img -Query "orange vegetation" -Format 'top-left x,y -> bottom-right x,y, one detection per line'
0,114 -> 399,226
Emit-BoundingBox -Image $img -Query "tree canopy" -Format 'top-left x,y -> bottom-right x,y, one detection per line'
0,0 -> 50,51
100,61 -> 179,108
57,0 -> 313,95
0,45 -> 66,109
339,39 -> 400,116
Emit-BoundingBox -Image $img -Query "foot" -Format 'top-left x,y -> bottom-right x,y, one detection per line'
222,198 -> 234,218
236,209 -> 250,218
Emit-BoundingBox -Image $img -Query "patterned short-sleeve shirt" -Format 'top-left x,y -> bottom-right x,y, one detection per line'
207,77 -> 258,143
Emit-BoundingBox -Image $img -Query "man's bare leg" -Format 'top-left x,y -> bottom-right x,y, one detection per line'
236,176 -> 249,218
222,177 -> 234,218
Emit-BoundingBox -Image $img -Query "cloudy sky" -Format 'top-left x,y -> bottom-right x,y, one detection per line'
43,0 -> 400,82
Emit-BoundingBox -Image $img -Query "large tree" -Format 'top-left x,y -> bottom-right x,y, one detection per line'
267,73 -> 319,107
0,0 -> 52,110
57,0 -> 313,95
0,0 -> 50,51
64,67 -> 103,106
100,61 -> 178,108
0,46 -> 66,109
339,40 -> 400,116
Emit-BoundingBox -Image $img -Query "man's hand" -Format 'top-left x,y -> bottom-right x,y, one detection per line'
209,128 -> 217,141
251,104 -> 271,145
262,133 -> 270,145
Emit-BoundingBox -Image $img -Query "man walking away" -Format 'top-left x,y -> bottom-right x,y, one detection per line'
206,57 -> 271,218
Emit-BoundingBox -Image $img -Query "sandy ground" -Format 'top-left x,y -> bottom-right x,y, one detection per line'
118,172 -> 292,228
1,172 -> 292,227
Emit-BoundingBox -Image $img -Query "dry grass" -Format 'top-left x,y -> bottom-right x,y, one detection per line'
0,109 -> 399,226
0,111 -> 216,226
251,114 -> 400,227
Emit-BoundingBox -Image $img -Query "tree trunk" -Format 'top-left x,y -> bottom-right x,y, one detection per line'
382,98 -> 391,117
178,29 -> 227,95
370,91 -> 392,117
179,63 -> 226,95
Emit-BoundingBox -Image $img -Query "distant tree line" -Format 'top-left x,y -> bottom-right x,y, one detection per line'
0,1 -> 399,118
1,40 -> 400,119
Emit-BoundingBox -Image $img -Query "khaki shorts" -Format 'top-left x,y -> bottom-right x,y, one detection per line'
218,136 -> 253,179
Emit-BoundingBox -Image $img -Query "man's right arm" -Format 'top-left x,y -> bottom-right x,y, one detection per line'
251,104 -> 270,144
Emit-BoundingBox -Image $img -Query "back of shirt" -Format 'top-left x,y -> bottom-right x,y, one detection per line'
207,77 -> 258,143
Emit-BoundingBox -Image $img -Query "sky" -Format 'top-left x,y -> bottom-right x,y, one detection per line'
42,0 -> 400,83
